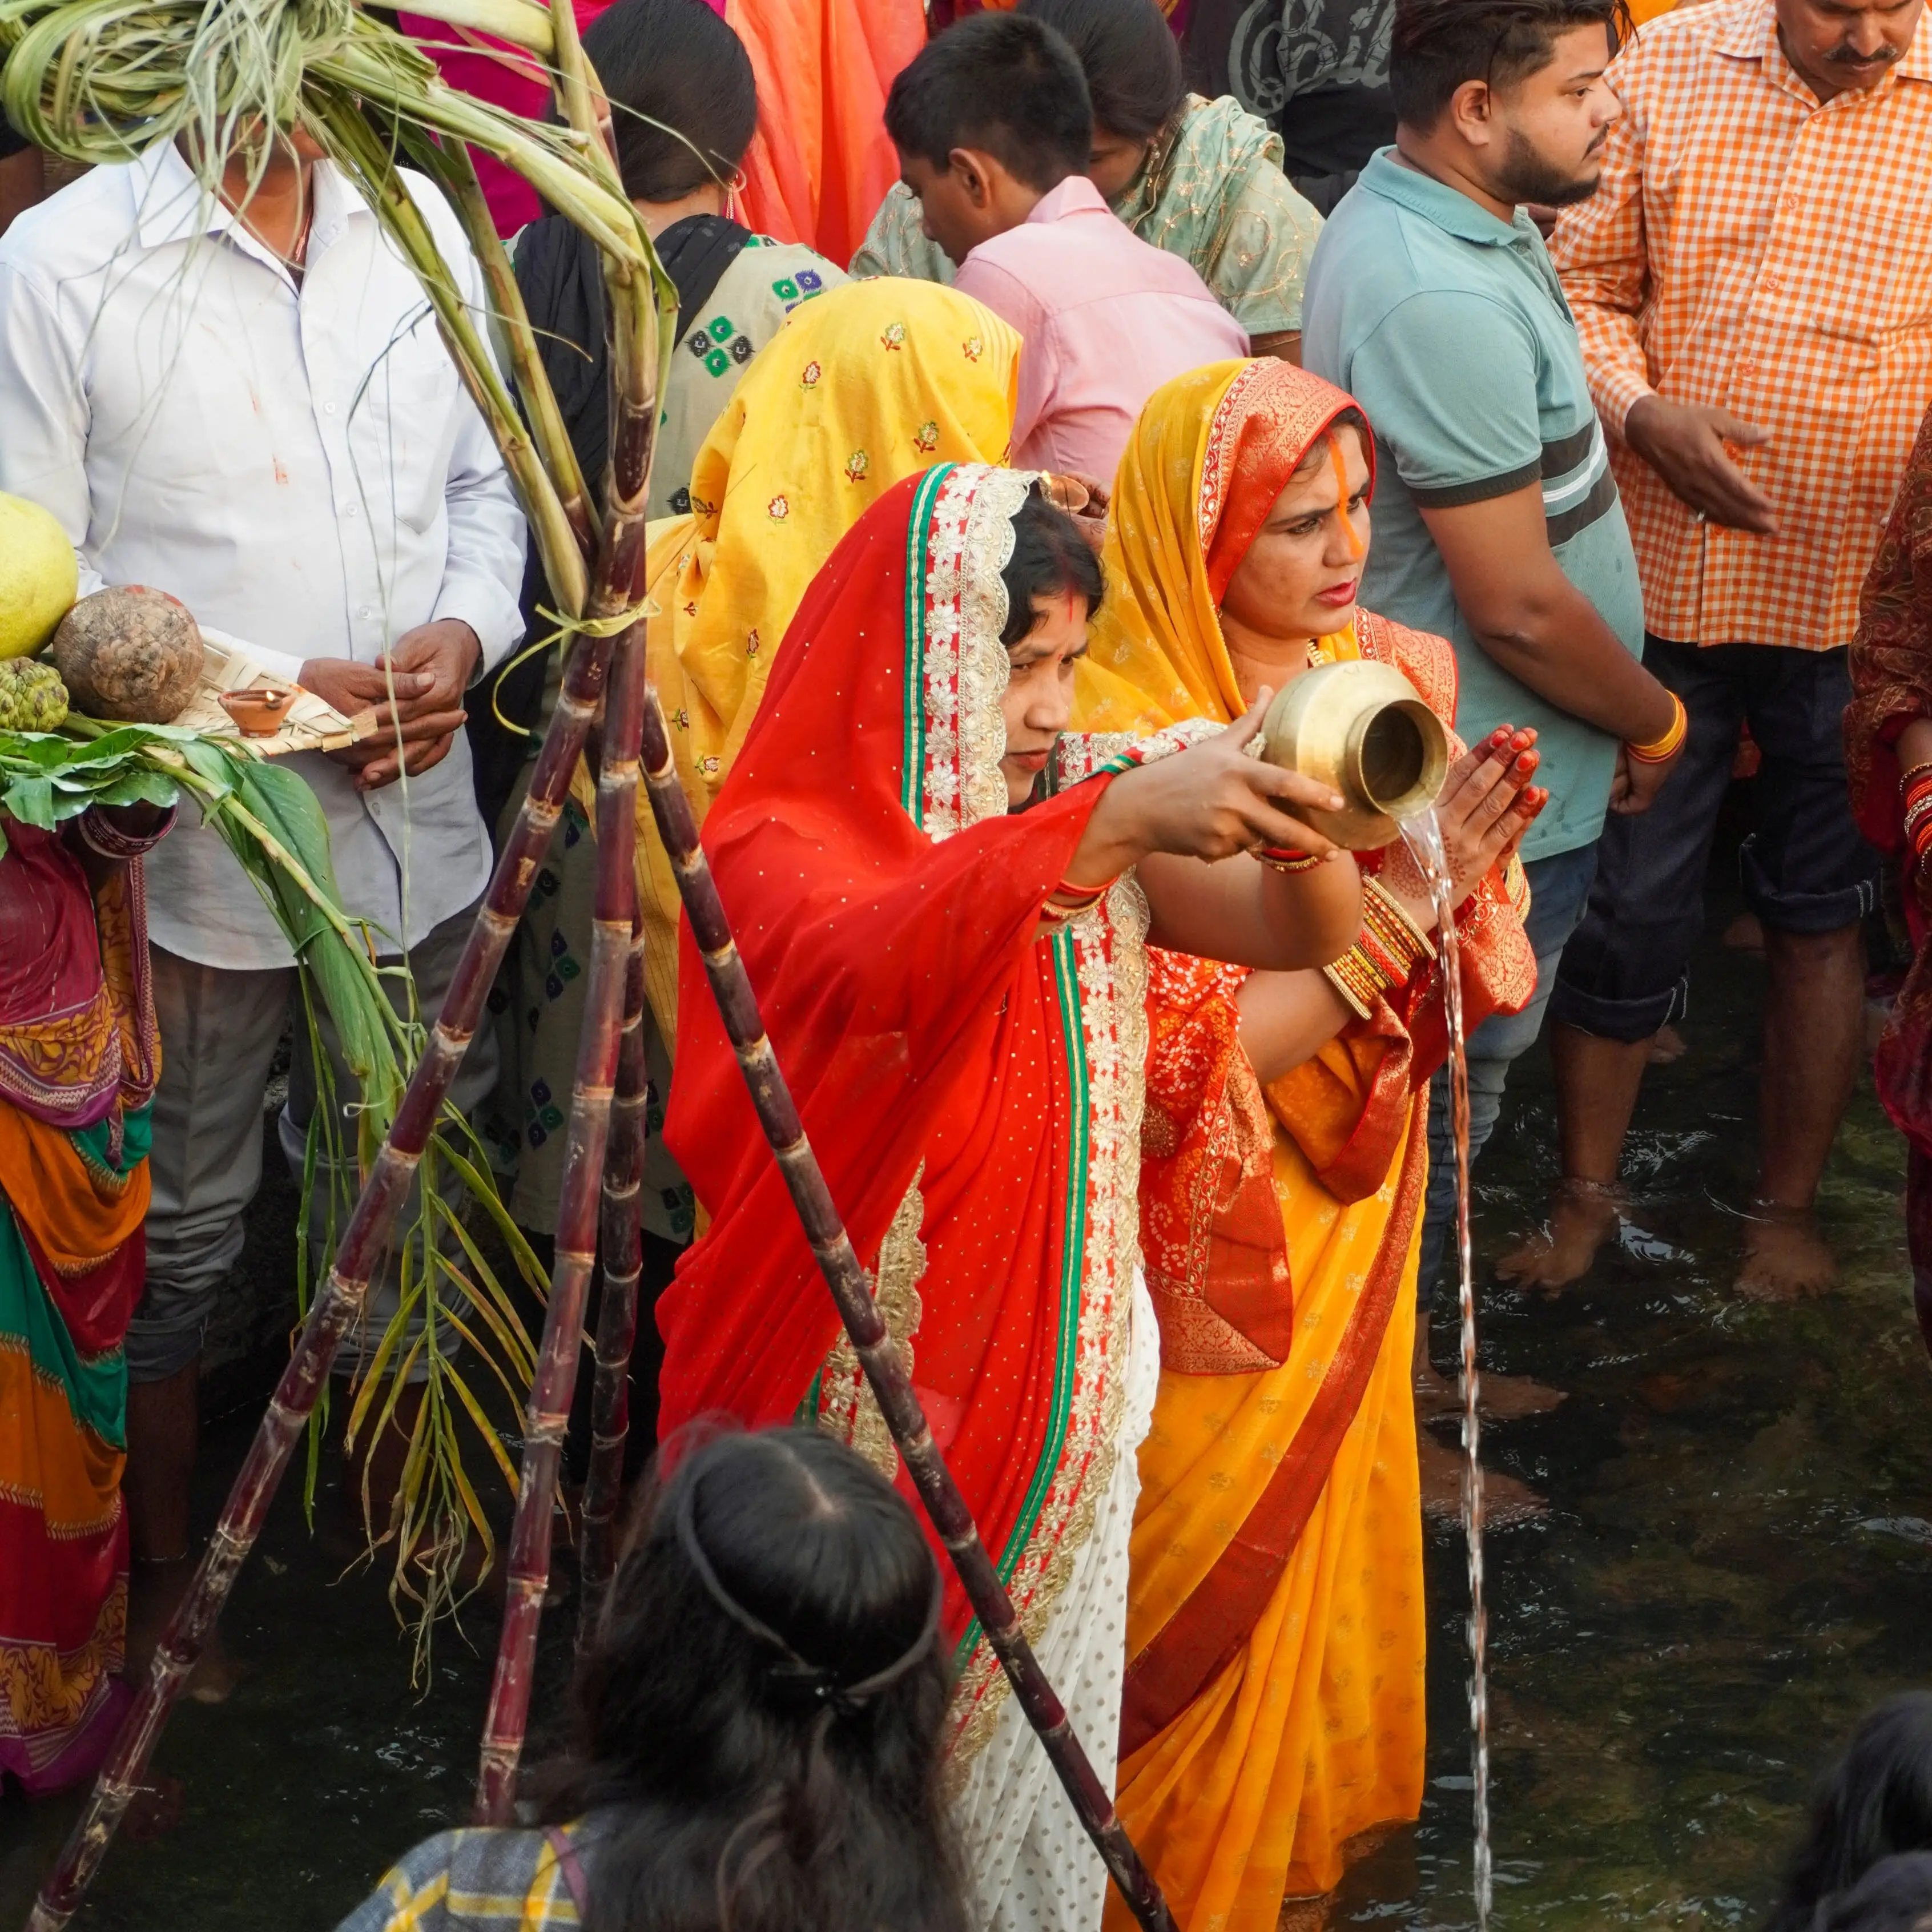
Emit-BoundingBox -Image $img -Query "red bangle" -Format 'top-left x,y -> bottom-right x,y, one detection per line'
1040,874 -> 1116,926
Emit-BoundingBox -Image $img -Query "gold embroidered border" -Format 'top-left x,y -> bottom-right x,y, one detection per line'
920,463 -> 1035,840
943,871 -> 1152,1772
0,1579 -> 127,1741
816,1171 -> 927,1480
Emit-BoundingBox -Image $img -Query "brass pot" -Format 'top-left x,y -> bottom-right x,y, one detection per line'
1256,659 -> 1449,850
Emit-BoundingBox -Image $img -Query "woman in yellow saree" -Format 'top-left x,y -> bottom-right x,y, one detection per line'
633,276 -> 1019,1037
1077,359 -> 1540,1926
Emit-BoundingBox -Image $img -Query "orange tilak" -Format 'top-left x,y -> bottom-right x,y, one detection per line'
1330,436 -> 1365,559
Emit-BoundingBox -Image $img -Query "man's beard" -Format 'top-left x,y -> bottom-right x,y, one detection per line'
1494,124 -> 1605,209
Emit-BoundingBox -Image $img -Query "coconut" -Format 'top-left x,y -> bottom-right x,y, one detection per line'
0,492 -> 80,660
50,585 -> 205,724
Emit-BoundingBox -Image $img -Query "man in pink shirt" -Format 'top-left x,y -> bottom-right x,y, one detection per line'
883,12 -> 1249,484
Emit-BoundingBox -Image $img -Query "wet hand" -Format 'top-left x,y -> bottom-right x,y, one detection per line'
1384,727 -> 1545,927
1624,397 -> 1778,534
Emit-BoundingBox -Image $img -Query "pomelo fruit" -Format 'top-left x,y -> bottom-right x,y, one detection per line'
0,492 -> 79,659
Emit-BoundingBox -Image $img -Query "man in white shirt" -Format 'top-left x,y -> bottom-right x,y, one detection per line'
0,127 -> 526,1599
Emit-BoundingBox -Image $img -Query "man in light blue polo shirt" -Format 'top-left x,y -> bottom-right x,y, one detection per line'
1303,0 -> 1685,1405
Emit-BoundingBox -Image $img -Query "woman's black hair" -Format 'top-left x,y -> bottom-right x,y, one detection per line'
1290,404 -> 1373,477
1001,485 -> 1106,647
1017,0 -> 1185,144
1763,1694 -> 1932,1932
1812,1853 -> 1932,1932
540,1427 -> 967,1932
579,0 -> 759,204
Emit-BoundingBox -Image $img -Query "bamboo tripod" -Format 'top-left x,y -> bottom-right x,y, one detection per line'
29,645 -> 1177,1929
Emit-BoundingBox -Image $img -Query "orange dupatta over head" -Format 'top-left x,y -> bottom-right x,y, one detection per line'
659,464 -> 1150,1765
1077,364 -> 1533,1862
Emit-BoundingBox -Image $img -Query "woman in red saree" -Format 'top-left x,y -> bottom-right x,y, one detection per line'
657,461 -> 1365,1931
1846,401 -> 1932,1365
0,802 -> 169,1794
1074,360 -> 1540,1925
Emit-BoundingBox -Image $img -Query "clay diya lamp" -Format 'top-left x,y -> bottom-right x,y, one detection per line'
219,686 -> 299,737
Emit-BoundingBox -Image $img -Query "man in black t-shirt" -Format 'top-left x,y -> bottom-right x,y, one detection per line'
1182,0 -> 1394,212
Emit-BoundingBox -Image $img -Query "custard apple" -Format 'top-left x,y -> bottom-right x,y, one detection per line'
0,658 -> 71,732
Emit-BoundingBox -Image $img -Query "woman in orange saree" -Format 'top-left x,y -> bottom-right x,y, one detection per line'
1076,360 -> 1541,1926
656,461 -> 1366,1931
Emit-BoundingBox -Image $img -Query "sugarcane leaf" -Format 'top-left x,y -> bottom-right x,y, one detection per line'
429,1207 -> 537,1377
436,1130 -> 552,1297
432,1237 -> 537,1383
434,1286 -> 534,1413
430,1312 -> 524,1491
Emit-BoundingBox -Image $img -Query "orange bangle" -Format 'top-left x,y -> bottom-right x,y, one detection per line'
1626,692 -> 1687,764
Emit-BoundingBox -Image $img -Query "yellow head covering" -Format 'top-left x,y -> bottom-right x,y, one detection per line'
1076,357 -> 1367,735
638,276 -> 1020,1032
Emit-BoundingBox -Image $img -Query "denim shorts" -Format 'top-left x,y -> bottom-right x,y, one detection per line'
1548,639 -> 1879,1045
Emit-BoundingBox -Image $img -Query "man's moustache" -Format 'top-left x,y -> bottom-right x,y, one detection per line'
1825,41 -> 1898,62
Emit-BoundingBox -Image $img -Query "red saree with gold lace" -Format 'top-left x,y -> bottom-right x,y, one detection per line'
659,464 -> 1161,1923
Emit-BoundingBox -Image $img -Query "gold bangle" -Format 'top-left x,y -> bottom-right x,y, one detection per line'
1361,877 -> 1436,976
1626,691 -> 1688,764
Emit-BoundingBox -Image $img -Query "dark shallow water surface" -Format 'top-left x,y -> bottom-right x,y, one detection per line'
3,878 -> 1929,1931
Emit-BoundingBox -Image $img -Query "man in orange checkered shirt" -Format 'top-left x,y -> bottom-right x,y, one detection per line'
1520,0 -> 1932,1298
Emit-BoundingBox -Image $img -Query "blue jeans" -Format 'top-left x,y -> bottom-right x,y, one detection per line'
1416,842 -> 1600,1303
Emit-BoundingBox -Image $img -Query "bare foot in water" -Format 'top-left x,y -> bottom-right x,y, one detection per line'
1416,1429 -> 1548,1527
1735,1202 -> 1838,1301
1413,1359 -> 1567,1421
1495,1181 -> 1622,1291
122,1776 -> 188,1844
1649,1023 -> 1688,1065
127,1559 -> 242,1705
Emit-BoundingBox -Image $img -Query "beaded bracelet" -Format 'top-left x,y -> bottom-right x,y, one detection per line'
1625,691 -> 1688,766
1258,845 -> 1325,874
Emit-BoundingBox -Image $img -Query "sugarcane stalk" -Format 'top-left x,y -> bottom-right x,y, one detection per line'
632,688 -> 1178,1932
23,618 -> 624,1932
387,0 -> 556,57
308,94 -> 591,623
318,39 -> 644,260
577,921 -> 648,1638
473,615 -> 643,1821
406,126 -> 601,563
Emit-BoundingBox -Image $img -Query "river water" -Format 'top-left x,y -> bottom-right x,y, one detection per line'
2,852 -> 1929,1931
